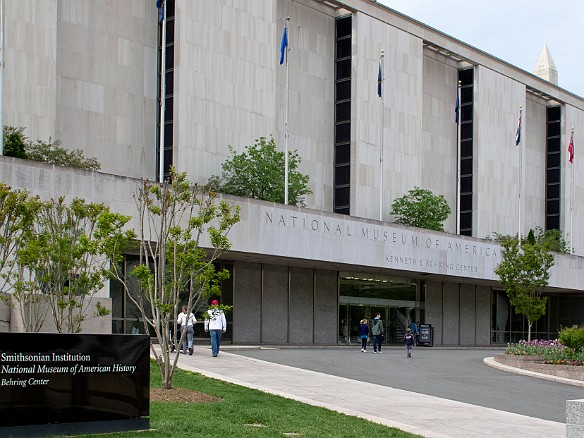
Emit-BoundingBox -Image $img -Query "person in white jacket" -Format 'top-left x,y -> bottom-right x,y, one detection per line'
177,305 -> 196,355
204,300 -> 226,357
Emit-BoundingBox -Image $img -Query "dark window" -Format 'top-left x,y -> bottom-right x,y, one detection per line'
460,140 -> 473,158
460,123 -> 473,140
336,101 -> 351,122
546,215 -> 560,231
459,69 -> 473,85
546,184 -> 560,199
164,96 -> 173,121
461,104 -> 473,121
157,0 -> 175,180
460,193 -> 472,211
458,68 -> 474,236
336,59 -> 351,80
547,168 -> 560,182
165,71 -> 174,95
163,121 -> 173,147
546,199 -> 560,214
335,143 -> 350,164
335,165 -> 350,186
334,16 -> 352,215
547,136 -> 560,152
460,175 -> 473,193
546,152 -> 560,168
460,158 -> 472,175
548,121 -> 561,137
335,122 -> 351,143
336,17 -> 351,38
461,87 -> 473,101
335,186 -> 350,207
336,38 -> 351,59
545,106 -> 561,231
336,80 -> 351,101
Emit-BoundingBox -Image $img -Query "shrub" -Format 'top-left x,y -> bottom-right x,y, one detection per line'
558,326 -> 584,352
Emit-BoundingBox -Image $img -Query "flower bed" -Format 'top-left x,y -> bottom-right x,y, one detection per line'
494,354 -> 584,381
505,339 -> 584,366
498,339 -> 584,381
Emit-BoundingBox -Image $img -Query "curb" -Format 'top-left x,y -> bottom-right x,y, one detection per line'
483,356 -> 584,387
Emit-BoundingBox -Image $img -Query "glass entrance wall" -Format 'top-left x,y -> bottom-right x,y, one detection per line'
491,290 -> 584,344
338,272 -> 419,345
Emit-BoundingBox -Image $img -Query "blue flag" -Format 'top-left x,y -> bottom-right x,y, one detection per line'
280,25 -> 288,65
156,0 -> 164,23
454,91 -> 460,124
377,61 -> 382,98
515,109 -> 522,146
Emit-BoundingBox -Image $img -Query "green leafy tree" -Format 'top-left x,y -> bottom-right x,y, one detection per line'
26,137 -> 101,171
0,184 -> 44,331
558,326 -> 584,352
3,126 -> 28,159
494,235 -> 555,341
3,125 -> 101,170
208,135 -> 312,207
487,227 -> 569,254
111,168 -> 240,389
390,186 -> 451,231
16,197 -> 134,333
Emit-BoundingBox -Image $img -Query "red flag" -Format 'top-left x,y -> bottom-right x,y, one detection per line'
568,132 -> 574,163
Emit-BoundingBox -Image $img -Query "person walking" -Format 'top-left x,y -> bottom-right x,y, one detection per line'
404,327 -> 415,358
177,305 -> 196,355
359,319 -> 369,352
371,313 -> 384,354
409,321 -> 419,345
205,300 -> 227,357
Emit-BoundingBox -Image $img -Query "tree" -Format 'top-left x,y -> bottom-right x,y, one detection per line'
0,184 -> 43,331
16,197 -> 134,333
112,169 -> 239,389
3,125 -> 101,170
390,187 -> 451,231
26,137 -> 101,171
494,235 -> 555,341
208,135 -> 312,207
3,126 -> 28,159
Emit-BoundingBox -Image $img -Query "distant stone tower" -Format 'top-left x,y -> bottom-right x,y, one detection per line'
533,45 -> 558,85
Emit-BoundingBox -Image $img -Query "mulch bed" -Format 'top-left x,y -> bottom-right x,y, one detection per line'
150,387 -> 221,403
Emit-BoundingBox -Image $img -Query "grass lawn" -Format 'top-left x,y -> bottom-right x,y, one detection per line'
78,361 -> 422,438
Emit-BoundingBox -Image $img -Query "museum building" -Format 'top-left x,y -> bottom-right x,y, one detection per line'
0,0 -> 583,346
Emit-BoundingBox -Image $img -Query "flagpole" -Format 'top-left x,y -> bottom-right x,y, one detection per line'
570,127 -> 574,253
158,1 -> 167,183
379,50 -> 384,221
456,80 -> 461,234
517,106 -> 523,239
284,18 -> 290,205
0,0 -> 4,156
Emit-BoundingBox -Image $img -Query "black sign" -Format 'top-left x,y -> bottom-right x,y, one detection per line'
0,333 -> 149,430
418,324 -> 433,346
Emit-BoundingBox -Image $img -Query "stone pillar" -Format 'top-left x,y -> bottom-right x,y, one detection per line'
567,399 -> 584,437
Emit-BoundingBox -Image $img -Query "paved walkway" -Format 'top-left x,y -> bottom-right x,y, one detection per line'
171,346 -> 568,438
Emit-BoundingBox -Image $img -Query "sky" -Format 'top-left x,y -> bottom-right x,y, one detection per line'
379,0 -> 584,98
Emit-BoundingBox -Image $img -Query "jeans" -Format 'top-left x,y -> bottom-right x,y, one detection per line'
210,329 -> 222,356
373,334 -> 383,352
182,325 -> 193,352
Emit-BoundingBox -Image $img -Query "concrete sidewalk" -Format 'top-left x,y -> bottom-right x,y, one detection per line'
172,347 -> 565,438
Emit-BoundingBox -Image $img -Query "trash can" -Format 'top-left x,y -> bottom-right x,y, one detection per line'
418,324 -> 433,347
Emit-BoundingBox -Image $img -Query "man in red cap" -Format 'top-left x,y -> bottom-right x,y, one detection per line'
204,299 -> 227,357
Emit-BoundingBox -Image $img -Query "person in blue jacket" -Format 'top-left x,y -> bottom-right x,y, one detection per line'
404,328 -> 415,358
359,319 -> 369,352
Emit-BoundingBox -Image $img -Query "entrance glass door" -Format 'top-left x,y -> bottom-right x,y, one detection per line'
338,272 -> 420,345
